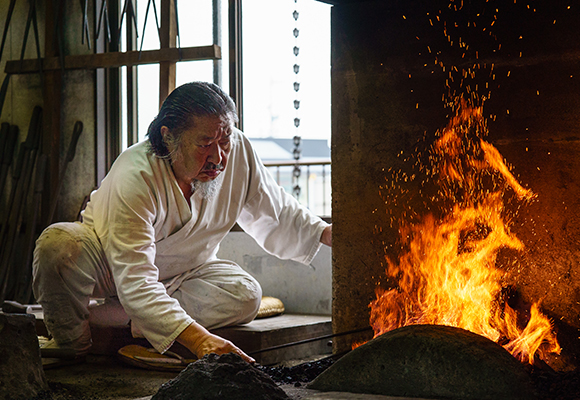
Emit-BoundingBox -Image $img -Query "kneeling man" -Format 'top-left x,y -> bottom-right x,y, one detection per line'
33,82 -> 332,363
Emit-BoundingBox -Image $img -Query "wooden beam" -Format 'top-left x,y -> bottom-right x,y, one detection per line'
42,0 -> 62,225
159,0 -> 178,107
5,45 -> 221,74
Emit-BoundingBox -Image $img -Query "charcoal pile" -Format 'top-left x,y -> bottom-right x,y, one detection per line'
256,356 -> 336,385
152,353 -> 289,400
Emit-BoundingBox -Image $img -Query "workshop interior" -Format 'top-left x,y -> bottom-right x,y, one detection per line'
1,0 -> 580,399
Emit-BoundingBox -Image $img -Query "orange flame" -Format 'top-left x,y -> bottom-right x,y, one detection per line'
363,99 -> 560,364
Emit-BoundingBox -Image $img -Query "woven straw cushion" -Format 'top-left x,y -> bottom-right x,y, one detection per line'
256,296 -> 285,319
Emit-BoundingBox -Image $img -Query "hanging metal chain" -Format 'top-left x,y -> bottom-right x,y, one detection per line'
293,136 -> 301,198
292,0 -> 301,199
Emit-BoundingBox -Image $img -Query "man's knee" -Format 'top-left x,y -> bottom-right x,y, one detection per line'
33,222 -> 98,296
236,275 -> 263,323
171,263 -> 264,328
34,223 -> 83,277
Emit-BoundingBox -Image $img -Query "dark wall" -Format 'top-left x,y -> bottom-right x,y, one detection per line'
0,0 -> 96,223
331,0 -> 580,367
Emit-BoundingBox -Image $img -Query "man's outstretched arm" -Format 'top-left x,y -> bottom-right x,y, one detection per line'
320,224 -> 332,247
176,321 -> 255,363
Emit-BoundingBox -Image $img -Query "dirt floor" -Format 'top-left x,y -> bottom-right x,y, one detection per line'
34,354 -> 335,400
39,355 -> 178,400
32,352 -> 580,400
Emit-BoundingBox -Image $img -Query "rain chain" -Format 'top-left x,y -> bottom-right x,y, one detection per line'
292,0 -> 302,199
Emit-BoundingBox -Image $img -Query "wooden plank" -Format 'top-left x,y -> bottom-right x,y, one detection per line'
213,314 -> 333,364
221,314 -> 331,333
5,45 -> 221,74
159,61 -> 176,107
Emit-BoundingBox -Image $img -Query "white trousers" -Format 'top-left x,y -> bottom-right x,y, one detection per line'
32,222 -> 262,350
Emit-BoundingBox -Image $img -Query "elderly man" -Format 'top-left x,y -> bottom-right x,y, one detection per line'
33,82 -> 331,364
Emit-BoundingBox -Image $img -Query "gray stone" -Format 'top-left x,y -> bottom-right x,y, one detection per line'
0,313 -> 48,400
309,324 -> 537,400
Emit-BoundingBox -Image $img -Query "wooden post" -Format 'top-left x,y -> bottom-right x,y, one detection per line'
228,0 -> 243,130
159,0 -> 177,108
42,0 -> 62,224
126,3 -> 138,147
106,0 -> 122,171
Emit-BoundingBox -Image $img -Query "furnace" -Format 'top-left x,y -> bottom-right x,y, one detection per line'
331,0 -> 580,371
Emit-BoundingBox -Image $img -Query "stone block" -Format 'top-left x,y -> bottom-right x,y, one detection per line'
0,313 -> 48,400
309,325 -> 537,400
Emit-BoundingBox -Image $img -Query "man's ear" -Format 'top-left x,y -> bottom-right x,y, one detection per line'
161,126 -> 179,160
161,126 -> 175,149
161,126 -> 170,140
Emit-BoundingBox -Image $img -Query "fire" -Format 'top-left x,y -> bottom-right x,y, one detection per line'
363,99 -> 560,364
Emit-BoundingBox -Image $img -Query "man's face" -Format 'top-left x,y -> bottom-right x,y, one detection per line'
164,115 -> 233,186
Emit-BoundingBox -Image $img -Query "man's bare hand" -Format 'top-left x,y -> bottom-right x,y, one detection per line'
176,321 -> 255,364
320,225 -> 332,247
193,331 -> 254,363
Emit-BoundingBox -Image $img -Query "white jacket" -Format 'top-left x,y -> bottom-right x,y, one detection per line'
81,129 -> 328,352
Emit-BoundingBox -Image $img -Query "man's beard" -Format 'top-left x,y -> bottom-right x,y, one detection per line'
192,172 -> 224,199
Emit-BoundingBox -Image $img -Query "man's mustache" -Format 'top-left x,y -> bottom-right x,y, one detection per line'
203,163 -> 224,171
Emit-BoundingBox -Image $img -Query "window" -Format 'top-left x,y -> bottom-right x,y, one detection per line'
116,0 -> 229,149
242,0 -> 331,216
109,0 -> 330,215
242,0 -> 331,142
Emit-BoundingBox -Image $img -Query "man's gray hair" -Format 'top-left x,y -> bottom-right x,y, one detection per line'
147,82 -> 238,158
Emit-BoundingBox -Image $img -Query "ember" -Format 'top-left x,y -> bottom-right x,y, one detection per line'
360,100 -> 561,364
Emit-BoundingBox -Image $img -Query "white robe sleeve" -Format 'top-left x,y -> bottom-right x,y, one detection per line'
236,136 -> 329,264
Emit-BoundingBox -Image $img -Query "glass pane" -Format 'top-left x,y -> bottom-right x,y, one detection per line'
137,64 -> 160,143
176,0 -> 213,47
242,0 -> 331,215
217,0 -> 229,90
133,0 -> 214,51
131,0 -> 226,146
242,0 -> 331,142
136,0 -> 163,51
176,60 -> 214,87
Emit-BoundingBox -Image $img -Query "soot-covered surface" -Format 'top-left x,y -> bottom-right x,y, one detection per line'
309,325 -> 538,400
26,342 -> 580,400
532,368 -> 580,400
259,354 -> 580,400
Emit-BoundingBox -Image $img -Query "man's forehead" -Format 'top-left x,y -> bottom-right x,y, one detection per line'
190,115 -> 233,138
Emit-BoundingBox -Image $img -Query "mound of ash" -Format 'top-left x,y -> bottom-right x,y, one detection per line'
152,353 -> 289,400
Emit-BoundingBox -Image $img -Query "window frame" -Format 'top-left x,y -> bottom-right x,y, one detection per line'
95,0 -> 237,182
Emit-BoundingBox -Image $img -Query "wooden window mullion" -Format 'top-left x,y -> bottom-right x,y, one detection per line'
159,0 -> 177,108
